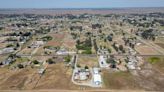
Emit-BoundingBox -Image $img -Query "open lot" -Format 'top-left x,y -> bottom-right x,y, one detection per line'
77,56 -> 98,68
102,70 -> 141,90
0,67 -> 37,90
103,63 -> 164,91
34,63 -> 78,90
155,37 -> 164,49
18,47 -> 35,55
144,56 -> 164,74
135,44 -> 160,55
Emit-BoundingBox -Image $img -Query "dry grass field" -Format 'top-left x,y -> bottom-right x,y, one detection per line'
18,47 -> 35,55
77,56 -> 98,68
0,63 -> 78,90
155,37 -> 164,49
135,44 -> 160,55
0,67 -> 37,90
102,70 -> 141,90
34,63 -> 78,90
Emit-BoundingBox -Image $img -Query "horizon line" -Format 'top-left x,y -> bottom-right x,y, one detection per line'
0,7 -> 164,10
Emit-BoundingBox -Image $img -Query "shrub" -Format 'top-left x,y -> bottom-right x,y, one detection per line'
64,55 -> 71,63
17,64 -> 24,69
84,65 -> 89,69
33,60 -> 39,64
41,36 -> 53,41
46,58 -> 55,64
148,57 -> 160,64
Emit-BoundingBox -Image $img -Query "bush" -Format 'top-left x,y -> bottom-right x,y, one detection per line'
33,60 -> 39,64
6,44 -> 14,47
77,64 -> 81,68
108,48 -> 111,53
148,57 -> 160,64
17,64 -> 24,69
41,36 -> 53,41
64,55 -> 71,63
84,65 -> 89,69
82,50 -> 92,54
46,58 -> 55,64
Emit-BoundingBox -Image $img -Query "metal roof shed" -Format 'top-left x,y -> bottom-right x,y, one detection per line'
93,74 -> 102,85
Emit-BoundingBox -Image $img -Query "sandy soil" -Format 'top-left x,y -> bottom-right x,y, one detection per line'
77,56 -> 98,68
34,63 -> 78,90
135,44 -> 160,55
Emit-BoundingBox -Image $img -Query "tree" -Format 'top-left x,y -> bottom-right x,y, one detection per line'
76,39 -> 80,45
16,43 -> 20,48
84,65 -> 89,69
46,58 -> 55,64
119,45 -> 124,51
64,55 -> 71,63
108,48 -> 111,53
6,44 -> 14,47
33,60 -> 39,64
77,64 -> 81,68
9,54 -> 16,59
152,36 -> 156,41
104,38 -> 107,42
17,64 -> 24,69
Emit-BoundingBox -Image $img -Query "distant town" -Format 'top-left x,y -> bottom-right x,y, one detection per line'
0,8 -> 164,91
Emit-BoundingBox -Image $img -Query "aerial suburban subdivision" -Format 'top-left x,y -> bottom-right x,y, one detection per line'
0,8 -> 164,92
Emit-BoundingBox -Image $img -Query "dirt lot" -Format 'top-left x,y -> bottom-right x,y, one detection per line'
18,47 -> 35,55
155,43 -> 164,49
135,44 -> 160,55
34,63 -> 78,90
62,34 -> 76,50
103,63 -> 164,91
77,56 -> 98,68
155,37 -> 164,49
144,56 -> 164,74
0,55 -> 8,63
102,70 -> 141,90
0,62 -> 78,90
0,67 -> 37,90
130,61 -> 164,91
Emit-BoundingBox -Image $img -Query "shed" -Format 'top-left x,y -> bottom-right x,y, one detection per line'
93,74 -> 102,85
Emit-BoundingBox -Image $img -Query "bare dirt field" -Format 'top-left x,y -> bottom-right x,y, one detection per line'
103,62 -> 164,91
135,44 -> 160,55
130,61 -> 164,91
46,40 -> 62,47
0,67 -> 37,90
77,56 -> 98,68
155,37 -> 164,49
18,47 -> 35,55
102,70 -> 142,90
62,34 -> 76,50
144,57 -> 164,74
34,63 -> 78,90
50,33 -> 65,40
155,43 -> 164,49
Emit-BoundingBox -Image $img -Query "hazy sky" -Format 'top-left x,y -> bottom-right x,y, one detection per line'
0,0 -> 164,8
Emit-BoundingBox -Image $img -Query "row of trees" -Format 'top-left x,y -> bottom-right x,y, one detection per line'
76,37 -> 92,54
112,42 -> 126,53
